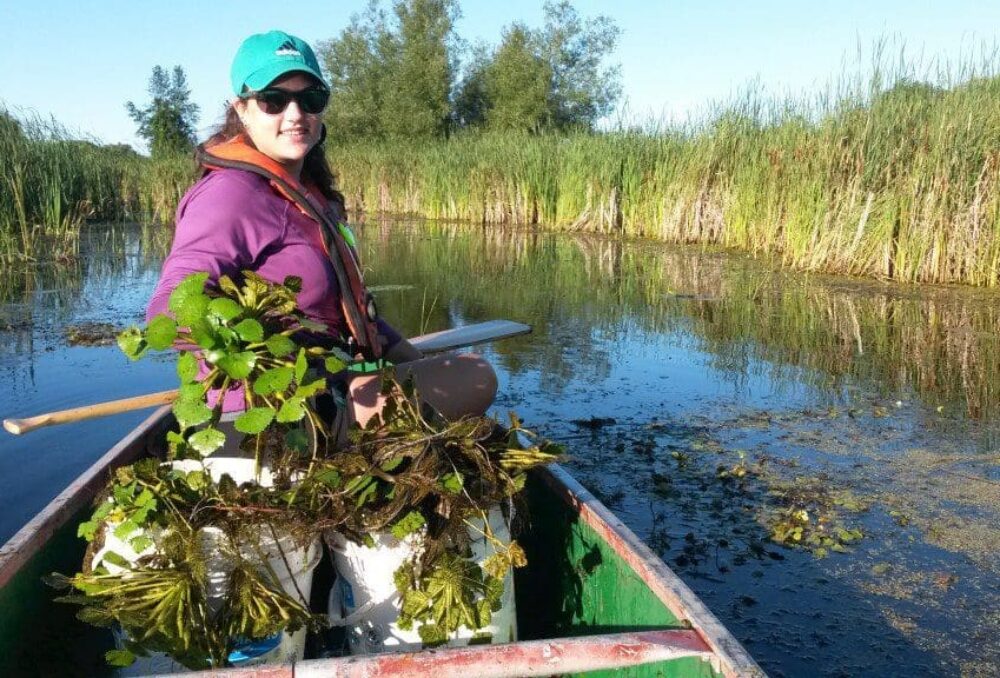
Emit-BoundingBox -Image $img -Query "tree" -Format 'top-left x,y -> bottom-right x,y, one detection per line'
482,26 -> 552,132
539,1 -> 621,130
452,1 -> 621,133
320,1 -> 393,138
319,0 -> 620,137
380,0 -> 459,138
319,0 -> 459,139
126,66 -> 199,157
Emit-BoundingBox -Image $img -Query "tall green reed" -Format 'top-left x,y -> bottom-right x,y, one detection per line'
334,46 -> 1000,286
0,108 -> 193,263
5,43 -> 1000,286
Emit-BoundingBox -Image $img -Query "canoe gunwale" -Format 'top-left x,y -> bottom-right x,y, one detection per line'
536,464 -> 766,678
169,629 -> 714,678
0,409 -> 764,677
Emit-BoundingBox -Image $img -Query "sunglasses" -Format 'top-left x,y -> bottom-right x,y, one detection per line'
243,87 -> 330,115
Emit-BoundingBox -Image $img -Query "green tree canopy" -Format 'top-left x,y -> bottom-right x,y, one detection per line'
126,65 -> 199,158
455,1 -> 620,133
381,0 -> 458,137
320,0 -> 459,139
540,1 -> 621,129
319,2 -> 393,139
319,0 -> 620,137
482,25 -> 553,132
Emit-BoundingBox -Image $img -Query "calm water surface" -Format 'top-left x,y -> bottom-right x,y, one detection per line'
1,221 -> 998,677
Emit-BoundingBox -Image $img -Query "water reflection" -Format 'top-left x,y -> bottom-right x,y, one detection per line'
0,224 -> 174,547
1,220 -> 997,675
360,220 -> 1000,426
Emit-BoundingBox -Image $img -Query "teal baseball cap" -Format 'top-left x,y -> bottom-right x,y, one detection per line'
230,30 -> 328,95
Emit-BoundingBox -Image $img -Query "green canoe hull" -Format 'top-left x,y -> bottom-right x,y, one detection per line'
0,408 -> 762,677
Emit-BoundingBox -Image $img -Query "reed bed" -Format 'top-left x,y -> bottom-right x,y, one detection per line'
0,109 -> 193,263
334,57 -> 1000,287
5,49 -> 1000,285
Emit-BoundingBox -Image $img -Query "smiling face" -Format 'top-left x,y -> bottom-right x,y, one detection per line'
233,72 -> 324,179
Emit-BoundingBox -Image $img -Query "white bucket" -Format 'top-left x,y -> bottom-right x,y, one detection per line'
327,506 -> 517,654
169,455 -> 278,487
92,458 -> 321,673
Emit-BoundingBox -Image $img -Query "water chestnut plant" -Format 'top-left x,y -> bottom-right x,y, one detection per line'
49,270 -> 561,667
117,270 -> 350,465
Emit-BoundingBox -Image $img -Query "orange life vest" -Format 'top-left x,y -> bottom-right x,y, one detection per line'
196,136 -> 383,360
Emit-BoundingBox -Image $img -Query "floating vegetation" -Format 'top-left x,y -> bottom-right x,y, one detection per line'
570,416 -> 617,430
565,417 -> 871,561
64,322 -> 123,347
551,395 -> 999,673
860,563 -> 960,602
715,450 -> 751,480
763,476 -> 869,556
868,449 -> 1000,571
660,426 -> 868,557
699,448 -> 869,557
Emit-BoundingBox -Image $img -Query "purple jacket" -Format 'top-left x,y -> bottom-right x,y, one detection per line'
147,168 -> 401,411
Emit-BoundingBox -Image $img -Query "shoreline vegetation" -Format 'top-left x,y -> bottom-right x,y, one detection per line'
4,63 -> 1000,286
334,59 -> 1000,287
0,111 -> 187,263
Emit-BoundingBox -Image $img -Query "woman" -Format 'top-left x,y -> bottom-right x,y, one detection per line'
147,30 -> 496,430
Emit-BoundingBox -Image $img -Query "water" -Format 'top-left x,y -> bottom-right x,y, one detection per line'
1,221 -> 997,677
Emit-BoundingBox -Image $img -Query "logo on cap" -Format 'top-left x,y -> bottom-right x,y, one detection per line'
275,40 -> 301,57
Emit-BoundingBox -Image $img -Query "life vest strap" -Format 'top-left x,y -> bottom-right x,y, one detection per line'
196,138 -> 382,360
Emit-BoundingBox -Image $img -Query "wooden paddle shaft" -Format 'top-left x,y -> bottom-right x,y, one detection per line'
3,391 -> 179,436
2,320 -> 530,436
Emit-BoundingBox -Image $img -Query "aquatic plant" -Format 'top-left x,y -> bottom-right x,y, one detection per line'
333,47 -> 1000,287
325,386 -> 558,646
755,474 -> 868,557
8,43 -> 1000,284
0,108 -> 195,263
46,461 -> 322,668
0,105 -> 280,264
64,322 -> 124,347
116,270 -> 346,464
48,271 -> 560,668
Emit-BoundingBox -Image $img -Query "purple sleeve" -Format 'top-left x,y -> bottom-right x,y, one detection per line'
146,173 -> 282,321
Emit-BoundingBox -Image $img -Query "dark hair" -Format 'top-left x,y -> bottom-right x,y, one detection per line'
203,103 -> 345,205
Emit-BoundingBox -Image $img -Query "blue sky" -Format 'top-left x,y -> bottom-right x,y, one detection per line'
2,1 -> 999,149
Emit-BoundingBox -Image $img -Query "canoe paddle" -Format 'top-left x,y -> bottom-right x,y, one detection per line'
2,319 -> 531,436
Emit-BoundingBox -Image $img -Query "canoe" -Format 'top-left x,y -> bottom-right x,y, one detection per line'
0,406 -> 765,677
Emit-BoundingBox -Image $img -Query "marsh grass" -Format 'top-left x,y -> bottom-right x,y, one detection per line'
0,108 -> 193,263
1,112 -> 127,261
336,47 -> 1000,286
5,45 -> 1000,284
